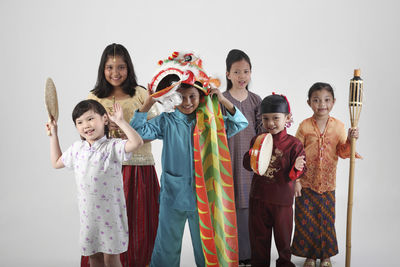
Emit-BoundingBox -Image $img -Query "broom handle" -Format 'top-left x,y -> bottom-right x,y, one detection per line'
345,135 -> 357,267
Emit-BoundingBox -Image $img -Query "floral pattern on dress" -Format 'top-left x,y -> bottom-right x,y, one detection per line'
62,136 -> 131,256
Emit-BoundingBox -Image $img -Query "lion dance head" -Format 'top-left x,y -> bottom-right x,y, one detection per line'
149,51 -> 220,112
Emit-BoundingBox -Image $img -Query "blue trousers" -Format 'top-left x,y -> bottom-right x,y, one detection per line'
150,201 -> 205,267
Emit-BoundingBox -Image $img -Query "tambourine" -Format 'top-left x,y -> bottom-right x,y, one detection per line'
250,133 -> 273,176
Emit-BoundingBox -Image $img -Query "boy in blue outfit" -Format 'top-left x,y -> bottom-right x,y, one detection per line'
130,61 -> 248,266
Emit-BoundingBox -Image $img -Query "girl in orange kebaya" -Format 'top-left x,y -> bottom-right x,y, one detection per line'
291,82 -> 360,267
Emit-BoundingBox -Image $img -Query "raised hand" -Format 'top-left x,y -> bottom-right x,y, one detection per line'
108,103 -> 124,124
208,87 -> 224,101
46,117 -> 58,136
139,91 -> 157,113
209,87 -> 236,114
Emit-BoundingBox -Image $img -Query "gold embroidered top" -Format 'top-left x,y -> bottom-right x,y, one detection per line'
88,86 -> 159,166
296,116 -> 353,193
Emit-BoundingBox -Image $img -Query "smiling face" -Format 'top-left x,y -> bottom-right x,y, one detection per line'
176,86 -> 201,115
308,89 -> 335,119
104,56 -> 128,89
262,112 -> 291,135
75,109 -> 108,145
227,59 -> 251,90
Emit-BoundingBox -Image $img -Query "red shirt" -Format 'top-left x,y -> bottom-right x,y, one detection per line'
243,129 -> 306,206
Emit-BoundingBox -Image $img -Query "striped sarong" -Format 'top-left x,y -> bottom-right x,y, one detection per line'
291,188 -> 338,259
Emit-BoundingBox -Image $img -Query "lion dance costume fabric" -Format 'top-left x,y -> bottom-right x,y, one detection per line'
149,52 -> 239,266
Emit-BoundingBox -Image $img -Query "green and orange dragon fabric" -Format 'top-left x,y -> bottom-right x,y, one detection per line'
149,52 -> 239,267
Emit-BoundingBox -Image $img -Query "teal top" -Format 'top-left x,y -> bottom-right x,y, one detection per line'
130,107 -> 248,211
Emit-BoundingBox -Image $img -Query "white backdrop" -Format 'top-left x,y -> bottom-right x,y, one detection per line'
1,0 -> 399,266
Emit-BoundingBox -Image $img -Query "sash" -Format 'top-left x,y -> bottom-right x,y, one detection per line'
193,95 -> 239,267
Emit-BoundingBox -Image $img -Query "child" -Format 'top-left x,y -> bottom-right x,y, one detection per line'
222,49 -> 263,266
46,100 -> 143,267
130,76 -> 248,267
243,94 -> 306,267
83,43 -> 161,267
291,83 -> 360,267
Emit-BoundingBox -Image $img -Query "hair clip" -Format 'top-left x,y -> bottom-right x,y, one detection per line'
285,117 -> 293,128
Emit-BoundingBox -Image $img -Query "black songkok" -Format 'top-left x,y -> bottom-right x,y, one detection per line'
260,94 -> 290,114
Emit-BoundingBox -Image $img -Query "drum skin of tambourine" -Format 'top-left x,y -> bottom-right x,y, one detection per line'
250,133 -> 273,176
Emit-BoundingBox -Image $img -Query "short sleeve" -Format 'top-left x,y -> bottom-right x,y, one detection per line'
109,139 -> 132,163
61,144 -> 75,169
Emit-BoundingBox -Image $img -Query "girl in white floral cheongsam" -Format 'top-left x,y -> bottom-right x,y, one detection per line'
46,99 -> 143,267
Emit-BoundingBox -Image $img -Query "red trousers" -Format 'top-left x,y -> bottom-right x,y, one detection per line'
249,197 -> 295,267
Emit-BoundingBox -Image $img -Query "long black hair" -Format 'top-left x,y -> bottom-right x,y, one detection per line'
91,43 -> 139,98
225,49 -> 252,91
72,99 -> 109,139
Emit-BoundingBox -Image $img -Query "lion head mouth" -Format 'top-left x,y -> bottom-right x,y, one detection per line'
149,52 -> 213,96
148,52 -> 221,112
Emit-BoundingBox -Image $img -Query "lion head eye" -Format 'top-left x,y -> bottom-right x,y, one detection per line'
184,55 -> 192,62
